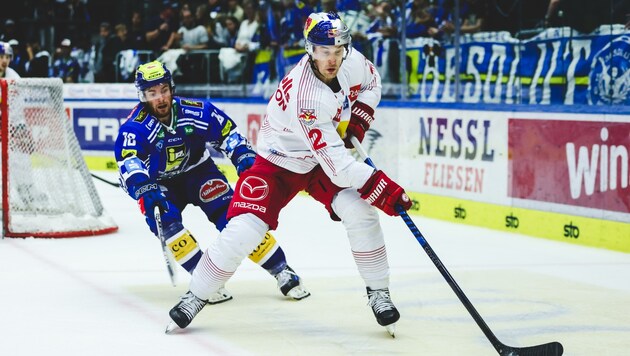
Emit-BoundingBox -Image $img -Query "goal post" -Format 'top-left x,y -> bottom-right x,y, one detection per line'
1,78 -> 118,238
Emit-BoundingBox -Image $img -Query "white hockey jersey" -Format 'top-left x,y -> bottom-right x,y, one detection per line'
257,49 -> 380,190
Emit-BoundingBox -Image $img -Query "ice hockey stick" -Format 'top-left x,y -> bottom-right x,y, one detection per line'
350,136 -> 563,356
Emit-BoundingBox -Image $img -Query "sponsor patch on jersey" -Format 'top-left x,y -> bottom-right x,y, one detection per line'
239,176 -> 269,201
180,99 -> 203,108
299,108 -> 316,126
348,84 -> 361,102
199,179 -> 230,202
133,110 -> 148,123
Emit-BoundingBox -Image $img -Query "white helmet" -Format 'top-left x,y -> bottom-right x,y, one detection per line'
303,12 -> 351,58
0,41 -> 13,60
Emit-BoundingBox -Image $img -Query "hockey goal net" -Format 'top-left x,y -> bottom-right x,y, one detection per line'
1,78 -> 118,238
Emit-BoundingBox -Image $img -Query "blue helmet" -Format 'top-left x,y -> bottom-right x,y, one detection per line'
134,60 -> 174,101
0,41 -> 13,59
303,12 -> 351,57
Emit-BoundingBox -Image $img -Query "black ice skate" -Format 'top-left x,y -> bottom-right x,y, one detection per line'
274,265 -> 311,300
366,287 -> 400,337
165,291 -> 207,333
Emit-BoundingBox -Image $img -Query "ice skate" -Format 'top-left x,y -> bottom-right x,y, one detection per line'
165,291 -> 207,333
274,265 -> 310,300
366,287 -> 400,337
207,286 -> 233,305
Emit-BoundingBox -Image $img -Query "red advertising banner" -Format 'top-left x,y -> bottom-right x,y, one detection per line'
509,119 -> 630,213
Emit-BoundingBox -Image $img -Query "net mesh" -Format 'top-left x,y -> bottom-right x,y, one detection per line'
1,78 -> 117,237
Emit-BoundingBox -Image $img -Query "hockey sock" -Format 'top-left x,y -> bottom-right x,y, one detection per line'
333,189 -> 390,290
190,213 -> 269,300
248,232 -> 288,275
163,223 -> 202,274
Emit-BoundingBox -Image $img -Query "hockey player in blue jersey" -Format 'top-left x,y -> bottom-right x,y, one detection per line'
114,60 -> 310,303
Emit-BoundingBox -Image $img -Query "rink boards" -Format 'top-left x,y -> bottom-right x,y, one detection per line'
60,84 -> 630,253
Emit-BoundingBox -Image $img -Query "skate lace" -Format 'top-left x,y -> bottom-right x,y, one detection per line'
179,292 -> 206,319
367,289 -> 395,314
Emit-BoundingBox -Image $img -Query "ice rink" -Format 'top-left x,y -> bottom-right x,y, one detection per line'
1,172 -> 629,356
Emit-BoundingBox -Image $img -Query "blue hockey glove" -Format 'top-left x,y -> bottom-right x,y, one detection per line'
236,153 -> 256,176
134,183 -> 173,234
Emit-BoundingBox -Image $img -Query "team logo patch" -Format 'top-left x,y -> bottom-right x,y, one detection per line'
239,176 -> 269,201
299,109 -> 317,126
180,99 -> 203,108
199,179 -> 230,202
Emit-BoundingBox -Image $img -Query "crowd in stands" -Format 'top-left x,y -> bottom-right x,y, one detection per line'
1,0 -> 629,85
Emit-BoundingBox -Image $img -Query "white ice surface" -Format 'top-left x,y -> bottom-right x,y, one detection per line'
1,172 -> 629,356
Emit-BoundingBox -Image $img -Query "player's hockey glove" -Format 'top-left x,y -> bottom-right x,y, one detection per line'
236,153 -> 256,176
134,182 -> 176,235
344,101 -> 374,148
358,170 -> 412,216
231,144 -> 257,176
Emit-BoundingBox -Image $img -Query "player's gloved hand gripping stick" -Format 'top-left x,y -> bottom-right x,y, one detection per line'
350,136 -> 563,356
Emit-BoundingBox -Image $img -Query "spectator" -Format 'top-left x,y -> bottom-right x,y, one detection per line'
212,15 -> 239,49
436,0 -> 486,36
51,38 -> 81,83
70,36 -> 94,82
111,23 -> 134,54
8,39 -> 28,77
220,0 -> 260,83
171,7 -> 211,82
24,39 -> 51,78
225,0 -> 245,22
1,19 -> 20,43
207,0 -> 225,19
53,0 -> 91,42
92,22 -> 118,83
365,1 -> 399,82
145,4 -> 179,53
279,0 -> 308,49
405,0 -> 434,38
129,10 -> 149,50
544,0 -> 628,33
176,8 -> 210,51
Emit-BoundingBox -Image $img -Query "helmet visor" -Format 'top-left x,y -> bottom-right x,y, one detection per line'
139,83 -> 171,102
310,44 -> 346,62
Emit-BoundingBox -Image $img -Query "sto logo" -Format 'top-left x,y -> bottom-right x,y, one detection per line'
240,176 -> 269,201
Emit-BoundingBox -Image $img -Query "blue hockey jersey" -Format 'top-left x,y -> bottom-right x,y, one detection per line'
114,97 -> 254,199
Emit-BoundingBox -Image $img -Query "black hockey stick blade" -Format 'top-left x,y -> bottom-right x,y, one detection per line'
497,341 -> 564,356
350,137 -> 564,356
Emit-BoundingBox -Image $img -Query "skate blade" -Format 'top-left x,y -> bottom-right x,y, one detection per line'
287,286 -> 311,300
384,323 -> 396,338
165,321 -> 179,334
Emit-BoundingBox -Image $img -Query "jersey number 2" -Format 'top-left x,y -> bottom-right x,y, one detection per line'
308,129 -> 327,150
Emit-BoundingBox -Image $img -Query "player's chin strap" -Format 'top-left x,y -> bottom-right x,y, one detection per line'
350,136 -> 564,356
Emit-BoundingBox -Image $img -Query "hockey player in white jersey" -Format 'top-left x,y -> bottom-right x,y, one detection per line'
167,11 -> 412,336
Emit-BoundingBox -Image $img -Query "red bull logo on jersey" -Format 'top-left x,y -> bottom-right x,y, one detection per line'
299,109 -> 316,126
200,179 -> 230,202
